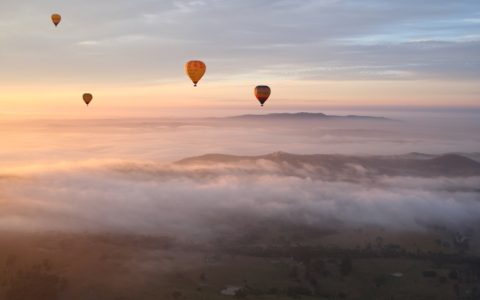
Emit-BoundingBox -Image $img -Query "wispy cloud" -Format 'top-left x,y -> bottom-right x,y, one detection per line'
0,0 -> 478,84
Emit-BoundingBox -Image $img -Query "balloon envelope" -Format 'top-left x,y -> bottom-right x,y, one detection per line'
82,93 -> 93,106
51,14 -> 61,27
185,60 -> 206,86
254,86 -> 271,106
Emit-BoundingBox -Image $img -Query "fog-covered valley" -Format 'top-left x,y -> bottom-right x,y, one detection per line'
1,111 -> 480,299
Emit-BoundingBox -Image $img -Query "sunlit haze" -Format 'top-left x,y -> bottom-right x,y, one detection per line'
1,2 -> 480,300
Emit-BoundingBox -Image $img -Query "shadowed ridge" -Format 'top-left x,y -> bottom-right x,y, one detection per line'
420,154 -> 480,176
429,154 -> 480,166
175,153 -> 252,165
378,154 -> 480,177
174,152 -> 480,177
402,152 -> 435,159
175,151 -> 321,165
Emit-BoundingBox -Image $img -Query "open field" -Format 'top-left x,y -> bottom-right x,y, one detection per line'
1,226 -> 478,300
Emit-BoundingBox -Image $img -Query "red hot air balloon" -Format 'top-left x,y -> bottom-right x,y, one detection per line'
254,86 -> 271,107
83,93 -> 93,106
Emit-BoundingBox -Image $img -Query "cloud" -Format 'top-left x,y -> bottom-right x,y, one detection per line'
0,0 -> 479,84
1,158 -> 479,240
1,116 -> 480,240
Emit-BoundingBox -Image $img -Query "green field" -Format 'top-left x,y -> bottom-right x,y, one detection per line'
0,226 -> 478,300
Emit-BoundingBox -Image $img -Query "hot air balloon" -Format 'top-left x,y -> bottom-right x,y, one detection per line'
185,60 -> 206,87
254,86 -> 271,107
83,93 -> 93,106
51,14 -> 61,27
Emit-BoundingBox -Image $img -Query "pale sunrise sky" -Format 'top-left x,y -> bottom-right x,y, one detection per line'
0,0 -> 479,117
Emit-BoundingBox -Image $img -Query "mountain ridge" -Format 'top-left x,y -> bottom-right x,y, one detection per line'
225,112 -> 395,121
175,152 -> 480,178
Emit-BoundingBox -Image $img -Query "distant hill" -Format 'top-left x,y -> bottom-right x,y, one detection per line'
176,152 -> 480,178
225,112 -> 394,122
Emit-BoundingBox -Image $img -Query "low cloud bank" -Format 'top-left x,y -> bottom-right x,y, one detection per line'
1,158 -> 479,240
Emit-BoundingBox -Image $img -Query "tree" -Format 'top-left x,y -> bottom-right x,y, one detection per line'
340,256 -> 353,277
172,290 -> 182,300
5,265 -> 62,300
289,266 -> 300,281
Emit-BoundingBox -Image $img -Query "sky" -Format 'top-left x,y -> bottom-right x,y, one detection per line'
0,0 -> 479,118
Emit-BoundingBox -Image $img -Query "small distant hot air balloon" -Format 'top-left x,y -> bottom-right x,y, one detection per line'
185,60 -> 206,87
51,14 -> 61,27
254,86 -> 271,107
83,93 -> 93,106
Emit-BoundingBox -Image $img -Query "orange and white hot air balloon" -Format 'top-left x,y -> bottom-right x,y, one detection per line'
51,13 -> 61,27
83,93 -> 93,106
185,60 -> 206,87
254,86 -> 271,107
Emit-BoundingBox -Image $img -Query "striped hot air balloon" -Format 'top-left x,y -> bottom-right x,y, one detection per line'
185,60 -> 206,87
254,86 -> 271,107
